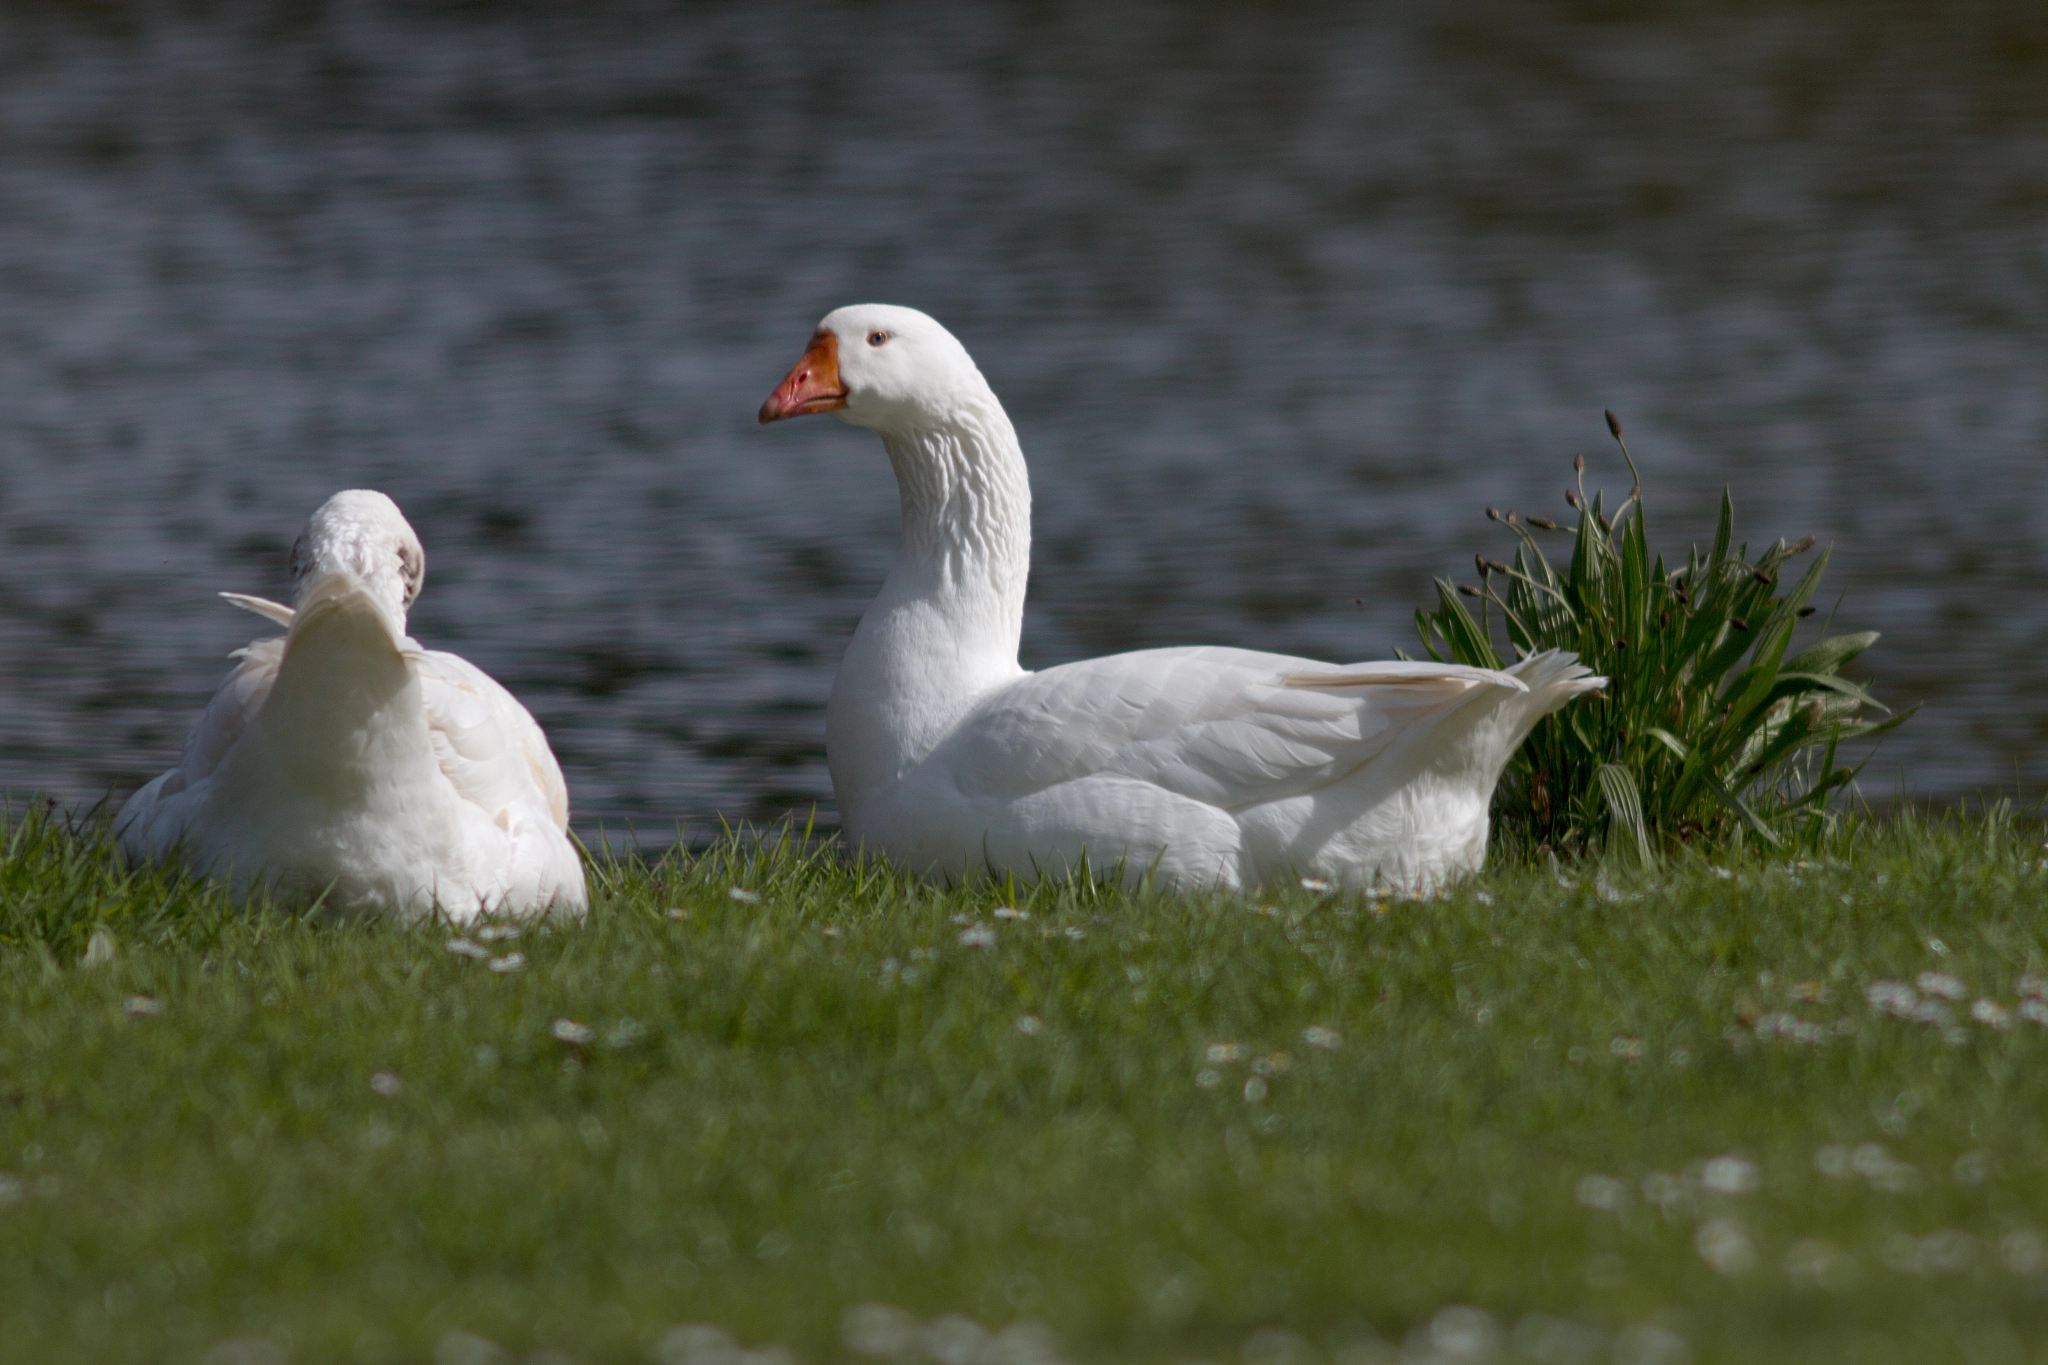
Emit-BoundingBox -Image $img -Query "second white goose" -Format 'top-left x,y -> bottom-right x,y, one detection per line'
116,490 -> 588,921
759,305 -> 1602,892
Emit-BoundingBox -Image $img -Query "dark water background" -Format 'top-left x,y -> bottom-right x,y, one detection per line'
2,1 -> 2043,840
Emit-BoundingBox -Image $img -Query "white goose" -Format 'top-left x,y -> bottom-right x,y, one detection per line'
116,490 -> 588,921
759,305 -> 1604,892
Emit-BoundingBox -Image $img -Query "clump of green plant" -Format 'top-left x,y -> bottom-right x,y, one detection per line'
1411,412 -> 1911,858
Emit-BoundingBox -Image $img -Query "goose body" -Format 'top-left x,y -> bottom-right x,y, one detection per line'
760,306 -> 1604,893
116,491 -> 587,921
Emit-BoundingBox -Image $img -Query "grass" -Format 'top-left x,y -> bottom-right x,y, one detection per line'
6,805 -> 2048,1364
1412,413 -> 1910,859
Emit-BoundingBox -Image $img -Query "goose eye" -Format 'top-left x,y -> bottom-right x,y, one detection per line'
867,330 -> 889,347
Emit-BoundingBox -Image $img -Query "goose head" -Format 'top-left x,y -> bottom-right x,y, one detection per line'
758,304 -> 992,434
288,490 -> 425,625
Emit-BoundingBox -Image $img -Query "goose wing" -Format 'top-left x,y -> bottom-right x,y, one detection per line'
413,650 -> 572,833
114,633 -> 286,859
948,646 -> 1527,812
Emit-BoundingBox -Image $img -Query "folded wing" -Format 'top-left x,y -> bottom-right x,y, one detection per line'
414,650 -> 572,834
114,636 -> 285,860
949,646 -> 1528,812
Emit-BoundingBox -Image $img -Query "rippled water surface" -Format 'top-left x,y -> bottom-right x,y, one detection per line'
2,1 -> 2044,837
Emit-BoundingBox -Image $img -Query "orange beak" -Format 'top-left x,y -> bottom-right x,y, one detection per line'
758,332 -> 848,424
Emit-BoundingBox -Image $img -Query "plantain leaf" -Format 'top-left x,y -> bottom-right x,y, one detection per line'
1414,609 -> 1447,663
1596,763 -> 1654,865
1767,671 -> 1881,709
1839,702 -> 1921,742
1643,727 -> 1689,759
1430,579 -> 1503,669
1701,767 -> 1784,847
1707,489 -> 1733,581
1783,630 -> 1880,677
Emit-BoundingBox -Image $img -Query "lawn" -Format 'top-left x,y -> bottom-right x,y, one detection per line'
4,806 -> 2048,1365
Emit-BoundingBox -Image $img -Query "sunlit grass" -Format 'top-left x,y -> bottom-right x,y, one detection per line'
4,807 -> 2048,1363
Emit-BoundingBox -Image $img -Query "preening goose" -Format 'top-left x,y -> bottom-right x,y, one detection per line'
116,490 -> 588,921
760,305 -> 1603,892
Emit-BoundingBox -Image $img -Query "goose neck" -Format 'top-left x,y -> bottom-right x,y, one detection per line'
875,405 -> 1031,650
828,405 -> 1033,805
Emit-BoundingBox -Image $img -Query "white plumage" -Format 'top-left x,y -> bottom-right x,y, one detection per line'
760,304 -> 1603,892
116,490 -> 587,921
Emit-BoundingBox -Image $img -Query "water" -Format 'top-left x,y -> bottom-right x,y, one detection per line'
2,1 -> 2043,839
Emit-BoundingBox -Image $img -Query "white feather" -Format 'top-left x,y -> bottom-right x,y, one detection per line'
218,592 -> 296,628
